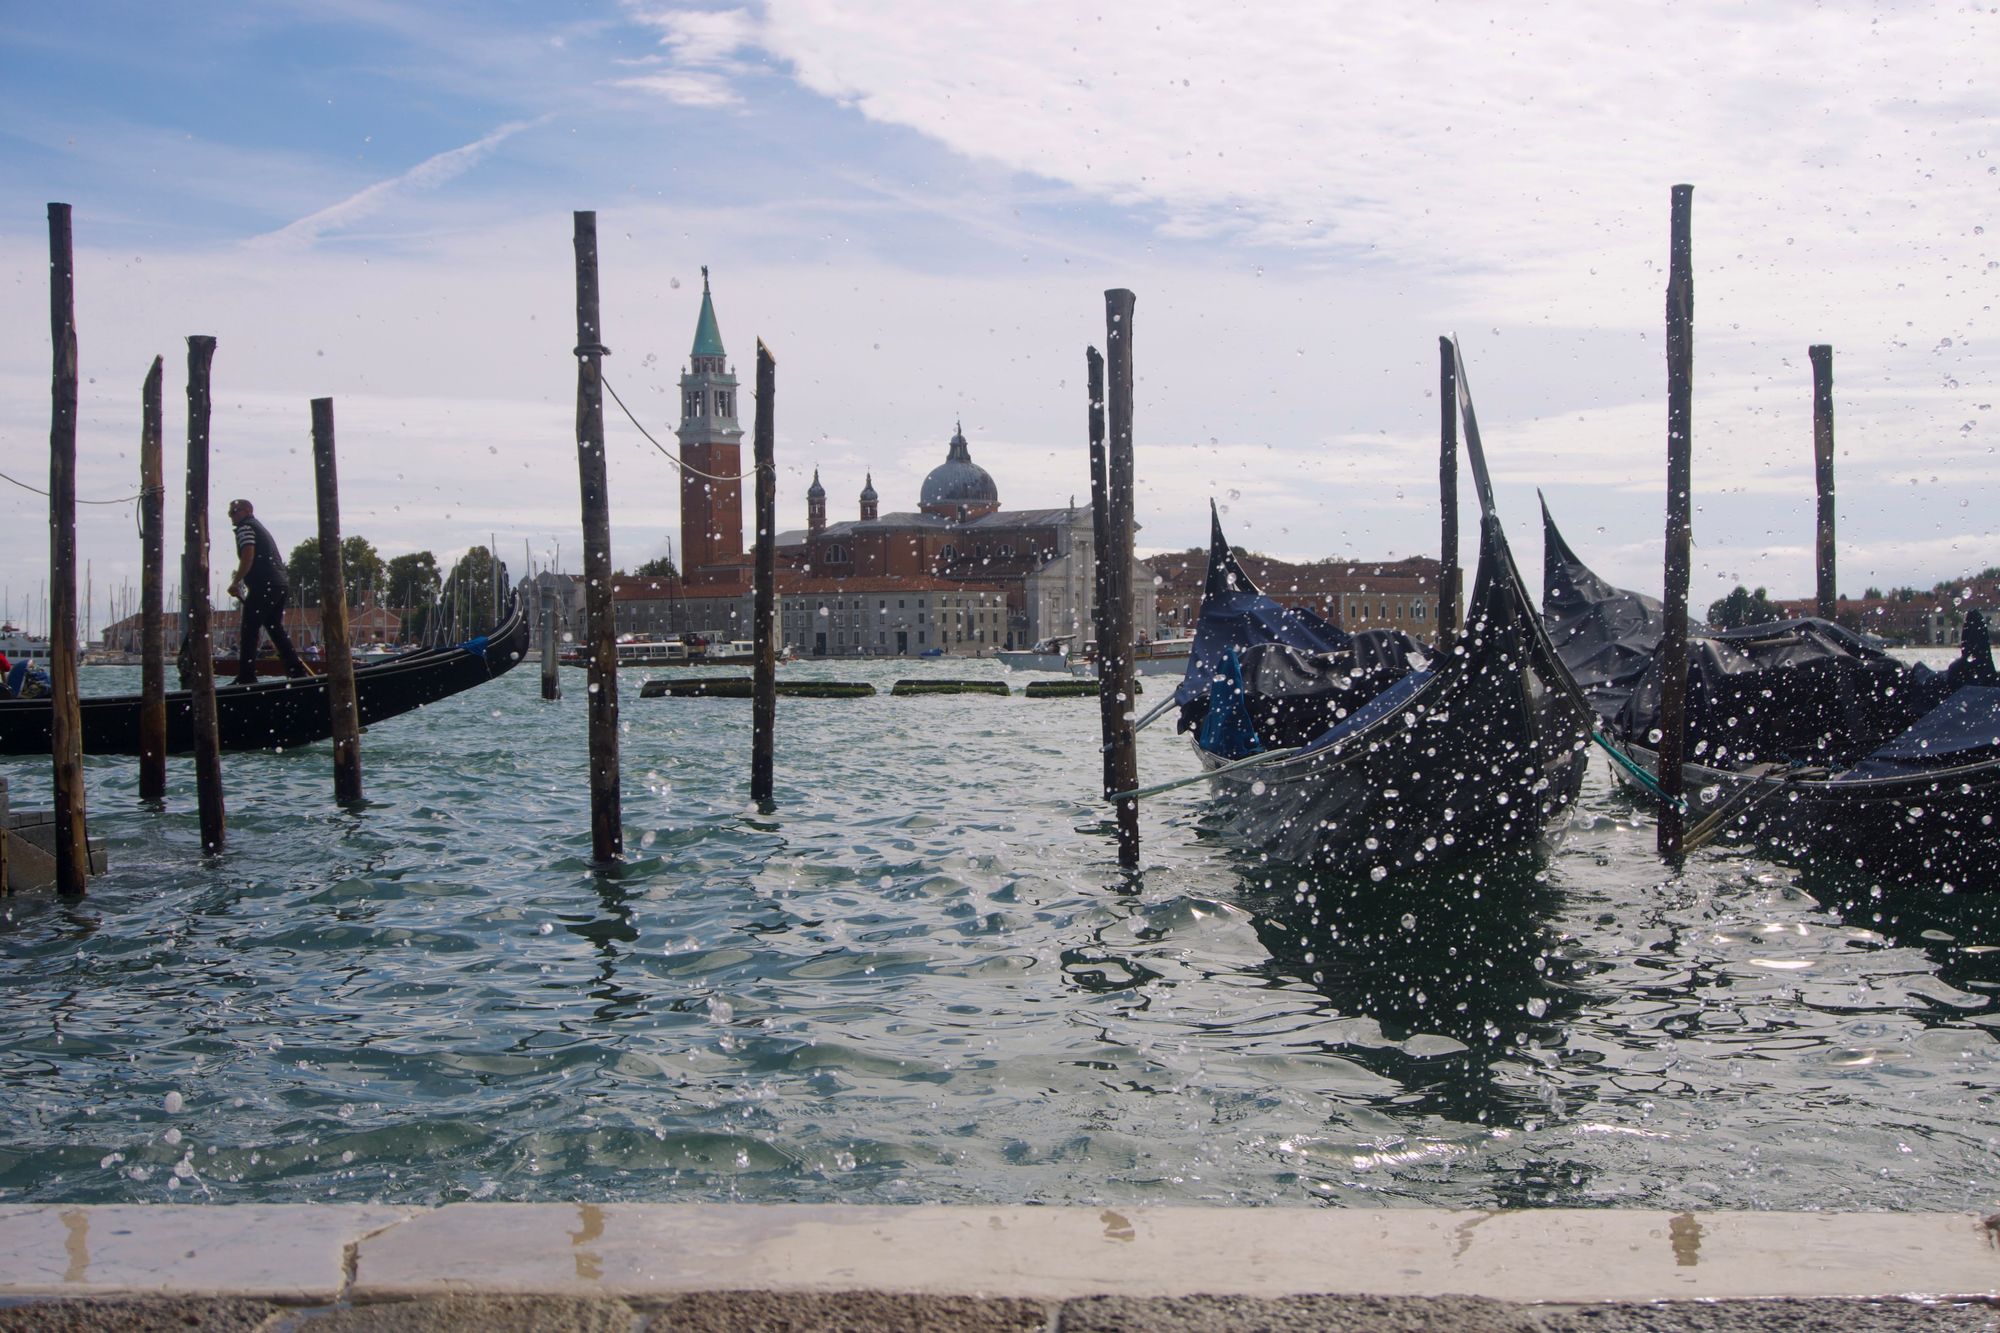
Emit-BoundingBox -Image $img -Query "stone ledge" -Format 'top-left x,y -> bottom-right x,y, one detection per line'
0,1205 -> 1995,1306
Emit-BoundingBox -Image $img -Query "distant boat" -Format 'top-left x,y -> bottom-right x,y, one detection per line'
996,635 -> 1073,672
1,622 -> 52,666
561,635 -> 793,669
1,598 -> 529,756
1131,635 -> 1195,677
1063,635 -> 1195,678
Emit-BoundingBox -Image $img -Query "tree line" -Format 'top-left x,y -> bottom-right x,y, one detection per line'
283,537 -> 510,639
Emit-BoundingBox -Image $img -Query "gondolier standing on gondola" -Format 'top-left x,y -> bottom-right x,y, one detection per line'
225,498 -> 312,684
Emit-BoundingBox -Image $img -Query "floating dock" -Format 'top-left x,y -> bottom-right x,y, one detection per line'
1024,678 -> 1139,698
639,677 -> 875,699
890,679 -> 1010,696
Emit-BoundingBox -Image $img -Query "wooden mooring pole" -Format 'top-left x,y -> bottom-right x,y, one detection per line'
311,398 -> 363,805
46,203 -> 90,895
751,340 -> 778,808
1437,335 -> 1461,647
572,211 -> 621,862
539,583 -> 560,700
184,336 -> 226,854
139,356 -> 167,804
1096,289 -> 1140,869
1810,343 -> 1837,620
1087,349 -> 1111,667
1657,185 -> 1695,861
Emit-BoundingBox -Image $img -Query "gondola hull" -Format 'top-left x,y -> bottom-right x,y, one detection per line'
1179,342 -> 1594,877
1197,527 -> 1591,877
1606,738 -> 2000,884
0,601 -> 529,756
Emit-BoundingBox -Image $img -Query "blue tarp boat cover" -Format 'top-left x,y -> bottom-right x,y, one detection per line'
1177,505 -> 1424,761
1839,685 -> 2000,780
1175,509 -> 1351,710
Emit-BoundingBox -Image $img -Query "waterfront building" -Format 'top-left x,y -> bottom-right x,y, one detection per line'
1151,547 -> 1448,645
98,602 -> 403,654
655,277 -> 1156,655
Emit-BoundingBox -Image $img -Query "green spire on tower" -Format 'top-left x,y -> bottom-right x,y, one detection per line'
691,265 -> 726,359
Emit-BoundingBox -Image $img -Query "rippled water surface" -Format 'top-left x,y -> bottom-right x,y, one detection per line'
4,652 -> 1997,1210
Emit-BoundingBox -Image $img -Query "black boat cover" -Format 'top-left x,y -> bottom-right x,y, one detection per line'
1838,684 -> 2000,780
1616,616 -> 1964,767
1541,496 -> 1662,721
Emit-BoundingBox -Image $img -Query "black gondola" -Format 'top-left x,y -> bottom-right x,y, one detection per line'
1169,341 -> 1594,878
1539,507 -> 2000,883
0,596 -> 530,756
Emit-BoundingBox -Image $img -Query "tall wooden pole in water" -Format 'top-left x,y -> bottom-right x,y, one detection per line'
539,582 -> 560,700
751,341 -> 778,807
139,356 -> 167,803
45,203 -> 89,895
185,338 -> 226,844
1097,289 -> 1141,869
572,211 -> 621,861
1087,349 -> 1111,659
1810,344 -> 1837,620
312,398 -> 364,805
1437,336 -> 1461,647
1657,185 -> 1695,861
184,336 -> 225,853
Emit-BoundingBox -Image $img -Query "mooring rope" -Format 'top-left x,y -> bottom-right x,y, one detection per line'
600,376 -> 759,483
1109,745 -> 1305,802
1680,762 -> 1826,854
1592,730 -> 1687,813
0,467 -> 150,505
1132,693 -> 1179,733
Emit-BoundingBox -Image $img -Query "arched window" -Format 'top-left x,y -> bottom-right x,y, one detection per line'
940,544 -> 956,562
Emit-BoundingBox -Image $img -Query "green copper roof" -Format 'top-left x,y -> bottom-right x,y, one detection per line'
691,266 -> 726,359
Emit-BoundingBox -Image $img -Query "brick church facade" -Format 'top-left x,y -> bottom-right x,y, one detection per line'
642,276 -> 1157,656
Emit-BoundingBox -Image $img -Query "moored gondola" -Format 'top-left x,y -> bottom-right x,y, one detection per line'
1169,342 -> 1593,878
0,596 -> 530,756
1540,507 -> 2000,882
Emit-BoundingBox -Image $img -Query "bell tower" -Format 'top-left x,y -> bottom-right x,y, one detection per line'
675,267 -> 744,585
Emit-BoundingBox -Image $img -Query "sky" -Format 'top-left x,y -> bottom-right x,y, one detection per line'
1,0 -> 1994,634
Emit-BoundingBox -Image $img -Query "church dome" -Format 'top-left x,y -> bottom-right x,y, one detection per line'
806,468 -> 825,499
859,473 -> 878,503
919,423 -> 998,515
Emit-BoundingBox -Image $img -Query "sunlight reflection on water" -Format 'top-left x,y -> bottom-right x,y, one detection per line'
2,655 -> 1996,1210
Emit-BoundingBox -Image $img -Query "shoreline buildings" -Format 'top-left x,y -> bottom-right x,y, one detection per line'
608,274 -> 1158,656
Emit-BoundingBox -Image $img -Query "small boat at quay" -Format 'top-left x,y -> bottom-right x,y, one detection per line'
1169,341 -> 1593,878
562,636 -> 789,669
1063,635 -> 1194,678
1132,636 -> 1195,676
1,622 -> 52,667
1541,507 -> 2000,883
0,597 -> 529,756
996,635 -> 1074,672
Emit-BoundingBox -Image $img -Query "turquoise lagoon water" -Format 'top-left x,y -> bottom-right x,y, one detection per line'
2,652 -> 1996,1211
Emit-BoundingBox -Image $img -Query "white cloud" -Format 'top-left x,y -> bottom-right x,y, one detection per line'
611,71 -> 741,108
618,4 -> 761,105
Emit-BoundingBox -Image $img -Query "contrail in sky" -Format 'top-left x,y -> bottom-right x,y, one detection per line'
252,116 -> 549,247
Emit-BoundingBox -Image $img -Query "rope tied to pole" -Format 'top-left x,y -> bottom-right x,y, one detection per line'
1,467 -> 149,505
601,375 -> 756,483
1109,745 -> 1305,803
1592,730 -> 1687,813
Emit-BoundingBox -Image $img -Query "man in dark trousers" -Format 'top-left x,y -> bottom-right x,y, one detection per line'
225,498 -> 312,684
